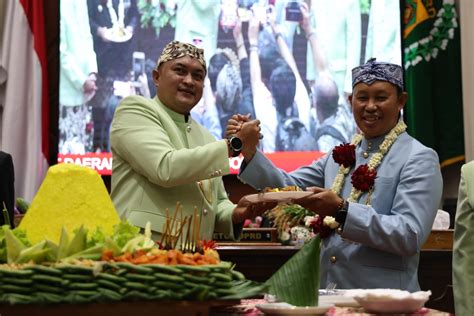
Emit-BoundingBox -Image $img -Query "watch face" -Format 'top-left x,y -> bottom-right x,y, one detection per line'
230,136 -> 243,151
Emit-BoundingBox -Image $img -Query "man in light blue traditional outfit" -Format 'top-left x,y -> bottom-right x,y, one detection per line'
229,59 -> 443,291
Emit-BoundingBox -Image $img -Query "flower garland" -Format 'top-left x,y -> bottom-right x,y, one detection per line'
331,120 -> 407,203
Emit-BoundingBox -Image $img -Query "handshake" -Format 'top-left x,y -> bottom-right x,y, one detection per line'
225,114 -> 262,162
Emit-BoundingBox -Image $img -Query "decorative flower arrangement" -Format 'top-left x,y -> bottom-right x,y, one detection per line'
332,143 -> 356,167
265,204 -> 337,245
331,120 -> 407,203
243,216 -> 263,228
351,164 -> 377,191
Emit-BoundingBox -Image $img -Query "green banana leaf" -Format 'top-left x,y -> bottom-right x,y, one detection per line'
265,235 -> 321,306
221,280 -> 269,300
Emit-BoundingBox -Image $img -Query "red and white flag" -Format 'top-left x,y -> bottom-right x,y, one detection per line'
0,0 -> 49,200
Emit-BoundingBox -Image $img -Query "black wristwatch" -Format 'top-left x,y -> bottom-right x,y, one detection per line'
228,136 -> 243,157
335,200 -> 349,228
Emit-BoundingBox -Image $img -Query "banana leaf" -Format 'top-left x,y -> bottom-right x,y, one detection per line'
265,235 -> 320,306
220,280 -> 269,300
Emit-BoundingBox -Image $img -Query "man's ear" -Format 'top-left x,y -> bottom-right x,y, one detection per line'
152,68 -> 160,87
398,91 -> 408,111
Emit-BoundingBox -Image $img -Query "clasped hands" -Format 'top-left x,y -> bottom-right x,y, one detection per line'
226,114 -> 261,161
232,186 -> 343,224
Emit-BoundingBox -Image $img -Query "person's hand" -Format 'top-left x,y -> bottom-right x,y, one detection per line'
83,78 -> 97,94
293,186 -> 344,218
248,13 -> 260,46
232,195 -> 277,224
233,17 -> 243,42
97,26 -> 110,42
135,74 -> 150,98
299,2 -> 312,35
83,77 -> 97,102
237,119 -> 261,161
266,4 -> 277,31
225,113 -> 251,138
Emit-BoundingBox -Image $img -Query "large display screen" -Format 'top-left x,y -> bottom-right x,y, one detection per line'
58,0 -> 402,175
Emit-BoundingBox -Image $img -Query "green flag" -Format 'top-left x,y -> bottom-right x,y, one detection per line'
403,0 -> 464,167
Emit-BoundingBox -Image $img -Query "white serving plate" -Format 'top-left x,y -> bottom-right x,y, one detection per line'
103,27 -> 132,43
318,290 -> 359,307
243,191 -> 313,204
256,302 -> 333,315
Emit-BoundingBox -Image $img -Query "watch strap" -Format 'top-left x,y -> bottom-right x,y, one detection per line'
335,200 -> 349,230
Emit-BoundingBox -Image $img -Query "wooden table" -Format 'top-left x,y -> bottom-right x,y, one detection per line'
217,245 -> 297,283
0,299 -> 239,316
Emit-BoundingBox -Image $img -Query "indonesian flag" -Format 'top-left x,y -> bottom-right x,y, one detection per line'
0,0 -> 49,200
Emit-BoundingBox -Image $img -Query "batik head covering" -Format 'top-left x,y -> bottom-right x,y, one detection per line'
157,40 -> 207,73
352,58 -> 404,90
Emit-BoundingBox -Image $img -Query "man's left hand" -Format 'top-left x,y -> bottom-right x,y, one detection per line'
293,186 -> 343,218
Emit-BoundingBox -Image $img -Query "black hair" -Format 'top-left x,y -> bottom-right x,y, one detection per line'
258,28 -> 284,87
396,86 -> 403,97
270,63 -> 296,116
208,53 -> 230,92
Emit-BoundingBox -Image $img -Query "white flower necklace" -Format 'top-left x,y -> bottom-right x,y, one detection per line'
330,120 -> 407,203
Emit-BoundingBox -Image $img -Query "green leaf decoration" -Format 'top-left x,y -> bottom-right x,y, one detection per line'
104,236 -> 121,256
63,244 -> 103,261
265,235 -> 321,306
3,226 -> 27,263
44,240 -> 59,262
57,227 -> 70,260
66,225 -> 87,256
15,240 -> 50,263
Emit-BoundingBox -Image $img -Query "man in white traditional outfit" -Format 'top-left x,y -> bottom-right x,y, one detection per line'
228,59 -> 443,291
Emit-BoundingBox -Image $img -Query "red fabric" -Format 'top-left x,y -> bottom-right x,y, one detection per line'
19,0 -> 49,160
